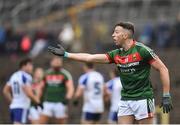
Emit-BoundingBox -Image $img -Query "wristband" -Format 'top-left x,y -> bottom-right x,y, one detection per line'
64,52 -> 68,58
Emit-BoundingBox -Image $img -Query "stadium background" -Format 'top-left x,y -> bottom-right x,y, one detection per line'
0,0 -> 180,123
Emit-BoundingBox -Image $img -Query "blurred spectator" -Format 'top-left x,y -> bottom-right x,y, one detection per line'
29,30 -> 48,58
58,23 -> 74,51
138,23 -> 154,46
0,25 -> 6,53
156,16 -> 171,48
173,12 -> 180,47
20,35 -> 32,53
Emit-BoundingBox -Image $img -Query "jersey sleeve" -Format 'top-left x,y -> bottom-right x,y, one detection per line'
106,49 -> 119,63
139,46 -> 157,64
105,80 -> 113,92
22,74 -> 32,86
78,74 -> 88,88
62,69 -> 73,82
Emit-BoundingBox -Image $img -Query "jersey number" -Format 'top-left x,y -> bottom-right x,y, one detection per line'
13,81 -> 20,94
94,82 -> 101,95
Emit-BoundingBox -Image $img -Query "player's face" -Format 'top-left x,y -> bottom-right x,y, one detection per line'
112,26 -> 128,46
51,57 -> 63,68
34,68 -> 44,80
26,62 -> 33,74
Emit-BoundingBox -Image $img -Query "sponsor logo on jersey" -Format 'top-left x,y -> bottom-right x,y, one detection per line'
114,52 -> 142,64
46,75 -> 64,84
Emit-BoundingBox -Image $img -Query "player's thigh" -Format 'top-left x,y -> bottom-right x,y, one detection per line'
54,117 -> 67,124
138,117 -> 154,124
39,102 -> 53,123
53,102 -> 68,120
130,98 -> 155,121
118,115 -> 135,124
117,100 -> 134,124
10,108 -> 28,124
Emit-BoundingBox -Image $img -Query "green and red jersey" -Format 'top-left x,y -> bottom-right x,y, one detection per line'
43,68 -> 72,103
106,41 -> 157,100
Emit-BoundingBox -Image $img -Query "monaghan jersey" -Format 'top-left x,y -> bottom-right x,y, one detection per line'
106,77 -> 122,112
7,70 -> 32,109
43,68 -> 72,103
106,41 -> 157,100
79,71 -> 104,113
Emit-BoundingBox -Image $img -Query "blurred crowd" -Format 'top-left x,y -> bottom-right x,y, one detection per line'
0,13 -> 180,61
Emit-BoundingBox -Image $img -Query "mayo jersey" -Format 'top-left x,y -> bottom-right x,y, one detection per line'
79,71 -> 104,113
7,70 -> 32,109
106,77 -> 122,112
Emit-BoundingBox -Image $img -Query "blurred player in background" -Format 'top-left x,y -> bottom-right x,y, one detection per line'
48,21 -> 173,124
104,69 -> 122,124
73,63 -> 104,124
28,67 -> 44,124
39,56 -> 74,124
3,58 -> 40,124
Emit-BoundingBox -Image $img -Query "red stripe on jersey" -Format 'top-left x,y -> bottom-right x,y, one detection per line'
114,52 -> 142,64
46,75 -> 65,81
105,54 -> 114,63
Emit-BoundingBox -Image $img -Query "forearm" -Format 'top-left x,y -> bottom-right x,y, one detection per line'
159,67 -> 170,94
66,87 -> 74,99
4,93 -> 12,103
66,52 -> 109,63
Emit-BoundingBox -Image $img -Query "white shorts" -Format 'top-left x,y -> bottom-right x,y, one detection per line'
28,106 -> 42,121
41,101 -> 67,119
117,98 -> 155,120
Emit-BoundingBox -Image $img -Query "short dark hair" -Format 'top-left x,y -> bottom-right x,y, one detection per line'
19,58 -> 32,68
115,22 -> 135,37
85,62 -> 94,69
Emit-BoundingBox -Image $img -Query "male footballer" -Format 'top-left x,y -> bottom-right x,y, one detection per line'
48,22 -> 173,124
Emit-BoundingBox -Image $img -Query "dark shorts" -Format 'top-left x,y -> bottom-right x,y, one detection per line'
82,112 -> 102,121
10,108 -> 28,123
108,111 -> 118,122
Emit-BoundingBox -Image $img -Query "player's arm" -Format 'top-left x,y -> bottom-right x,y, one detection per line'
48,44 -> 110,63
3,84 -> 12,103
151,57 -> 170,94
103,85 -> 111,102
23,85 -> 40,104
151,56 -> 173,113
74,85 -> 84,99
65,80 -> 74,100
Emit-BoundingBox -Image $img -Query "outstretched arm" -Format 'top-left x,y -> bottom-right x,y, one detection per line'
48,44 -> 110,63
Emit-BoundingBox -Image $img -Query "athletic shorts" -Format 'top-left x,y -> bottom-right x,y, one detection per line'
41,101 -> 67,119
28,106 -> 42,121
108,111 -> 118,122
117,98 -> 155,120
82,112 -> 102,121
10,108 -> 29,123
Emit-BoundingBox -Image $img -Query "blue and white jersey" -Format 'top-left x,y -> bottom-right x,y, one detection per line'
106,77 -> 122,112
7,70 -> 32,109
79,71 -> 104,113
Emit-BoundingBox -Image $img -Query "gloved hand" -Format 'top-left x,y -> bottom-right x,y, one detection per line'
48,44 -> 66,57
35,103 -> 43,109
73,99 -> 79,106
160,93 -> 173,113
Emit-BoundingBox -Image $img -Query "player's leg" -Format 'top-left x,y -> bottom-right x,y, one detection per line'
117,100 -> 135,124
54,102 -> 68,124
131,98 -> 155,124
39,102 -> 52,124
10,108 -> 28,124
108,111 -> 118,124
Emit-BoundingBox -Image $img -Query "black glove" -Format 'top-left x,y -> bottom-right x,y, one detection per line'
35,103 -> 43,109
48,44 -> 65,56
160,94 -> 173,113
73,99 -> 79,106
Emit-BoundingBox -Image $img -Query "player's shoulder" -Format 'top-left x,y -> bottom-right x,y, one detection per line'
61,68 -> 72,79
135,42 -> 153,52
108,49 -> 121,54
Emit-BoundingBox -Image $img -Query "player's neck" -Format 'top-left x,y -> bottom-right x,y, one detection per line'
86,69 -> 94,72
121,39 -> 134,51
